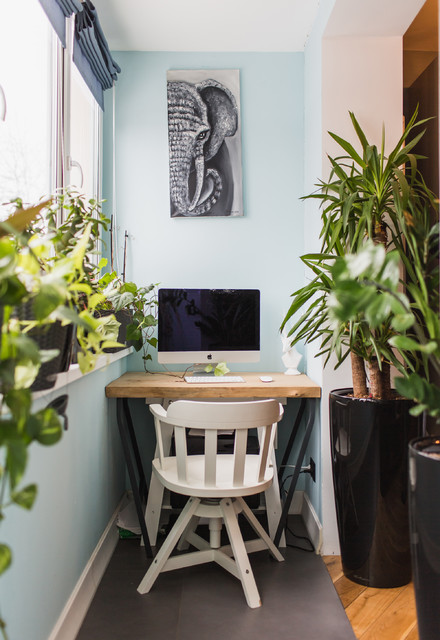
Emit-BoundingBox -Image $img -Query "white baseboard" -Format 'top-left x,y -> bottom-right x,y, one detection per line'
48,495 -> 127,640
288,490 -> 323,554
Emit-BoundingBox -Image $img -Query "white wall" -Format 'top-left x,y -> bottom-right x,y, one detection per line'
318,33 -> 415,554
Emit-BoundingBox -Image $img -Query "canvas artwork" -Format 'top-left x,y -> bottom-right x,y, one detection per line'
166,69 -> 243,218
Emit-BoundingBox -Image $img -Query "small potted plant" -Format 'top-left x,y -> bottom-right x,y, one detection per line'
98,271 -> 158,365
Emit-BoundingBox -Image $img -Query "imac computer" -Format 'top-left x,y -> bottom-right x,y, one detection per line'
157,288 -> 260,368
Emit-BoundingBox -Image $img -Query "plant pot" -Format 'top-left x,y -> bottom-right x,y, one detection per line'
408,436 -> 440,640
329,388 -> 421,587
30,322 -> 74,391
16,301 -> 73,391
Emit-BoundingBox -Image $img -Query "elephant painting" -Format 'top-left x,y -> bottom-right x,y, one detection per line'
167,70 -> 243,218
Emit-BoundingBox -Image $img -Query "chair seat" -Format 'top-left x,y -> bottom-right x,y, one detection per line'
153,454 -> 274,498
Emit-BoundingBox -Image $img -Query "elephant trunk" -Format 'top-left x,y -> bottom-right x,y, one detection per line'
169,149 -> 222,217
188,156 -> 205,212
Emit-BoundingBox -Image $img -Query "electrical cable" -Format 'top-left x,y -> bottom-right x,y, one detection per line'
285,524 -> 315,553
279,470 -> 315,552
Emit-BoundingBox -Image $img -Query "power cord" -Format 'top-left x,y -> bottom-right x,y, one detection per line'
279,468 -> 315,553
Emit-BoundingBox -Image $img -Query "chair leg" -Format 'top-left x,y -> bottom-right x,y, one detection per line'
177,514 -> 200,551
144,472 -> 164,547
220,498 -> 261,609
238,497 -> 284,562
264,450 -> 286,547
137,496 -> 200,594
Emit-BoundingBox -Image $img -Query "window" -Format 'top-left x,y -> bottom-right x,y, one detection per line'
0,0 -> 54,215
63,16 -> 102,204
0,1 -> 102,220
65,62 -> 101,200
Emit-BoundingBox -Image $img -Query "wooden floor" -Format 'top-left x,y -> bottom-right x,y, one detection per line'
323,557 -> 419,640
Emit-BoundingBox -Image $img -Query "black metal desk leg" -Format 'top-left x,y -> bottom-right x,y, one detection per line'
274,400 -> 316,547
278,398 -> 306,485
116,398 -> 153,558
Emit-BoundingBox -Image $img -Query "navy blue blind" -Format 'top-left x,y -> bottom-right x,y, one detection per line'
38,0 -> 120,109
74,1 -> 121,109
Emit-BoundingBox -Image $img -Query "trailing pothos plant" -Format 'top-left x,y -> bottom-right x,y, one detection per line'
98,271 -> 159,369
281,109 -> 438,400
0,200 -> 119,639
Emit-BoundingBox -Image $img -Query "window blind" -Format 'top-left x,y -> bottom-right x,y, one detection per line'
38,0 -> 120,109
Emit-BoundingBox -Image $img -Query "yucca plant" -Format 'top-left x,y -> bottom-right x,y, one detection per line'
281,109 -> 438,399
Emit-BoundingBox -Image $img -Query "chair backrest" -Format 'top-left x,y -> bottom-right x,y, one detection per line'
150,400 -> 284,489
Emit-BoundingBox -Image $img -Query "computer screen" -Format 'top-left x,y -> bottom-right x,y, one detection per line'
157,288 -> 260,365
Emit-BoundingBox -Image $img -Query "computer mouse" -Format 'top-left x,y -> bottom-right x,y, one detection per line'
259,376 -> 273,382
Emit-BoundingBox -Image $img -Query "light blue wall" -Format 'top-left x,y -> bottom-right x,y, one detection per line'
102,51 -> 315,498
103,51 -> 305,373
0,360 -> 128,640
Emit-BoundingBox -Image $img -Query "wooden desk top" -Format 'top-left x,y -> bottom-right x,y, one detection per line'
105,371 -> 321,399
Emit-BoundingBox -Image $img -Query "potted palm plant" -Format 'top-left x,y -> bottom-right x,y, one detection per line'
281,109 -> 438,587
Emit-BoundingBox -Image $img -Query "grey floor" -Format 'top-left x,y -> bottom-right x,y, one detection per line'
77,516 -> 355,640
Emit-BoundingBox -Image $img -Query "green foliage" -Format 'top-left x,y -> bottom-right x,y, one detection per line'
205,362 -> 230,376
38,190 -> 110,287
0,194 -> 125,637
329,242 -> 440,418
281,109 -> 438,395
98,271 -> 158,369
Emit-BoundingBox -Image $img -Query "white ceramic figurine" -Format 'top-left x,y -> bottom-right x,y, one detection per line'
281,330 -> 302,375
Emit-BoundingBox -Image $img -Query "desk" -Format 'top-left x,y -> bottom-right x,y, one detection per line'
105,372 -> 321,557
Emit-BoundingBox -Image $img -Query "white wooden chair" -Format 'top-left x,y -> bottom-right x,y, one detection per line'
137,399 -> 285,608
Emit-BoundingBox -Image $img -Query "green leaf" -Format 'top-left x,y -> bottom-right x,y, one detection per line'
0,544 -> 12,576
391,314 -> 415,332
26,408 -> 63,446
409,403 -> 426,416
32,284 -> 64,320
328,131 -> 367,169
126,324 -> 141,342
6,440 -> 28,490
11,484 -> 37,509
4,388 -> 32,423
389,335 -> 437,354
214,362 -> 230,376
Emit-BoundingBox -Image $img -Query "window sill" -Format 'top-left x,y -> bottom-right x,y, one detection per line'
32,347 -> 133,400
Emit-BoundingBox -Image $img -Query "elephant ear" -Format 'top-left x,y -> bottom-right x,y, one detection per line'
196,80 -> 238,162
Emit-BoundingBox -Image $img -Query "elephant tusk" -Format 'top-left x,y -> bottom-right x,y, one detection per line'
188,155 -> 205,212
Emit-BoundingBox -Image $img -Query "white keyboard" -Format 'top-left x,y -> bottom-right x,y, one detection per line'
184,375 -> 245,384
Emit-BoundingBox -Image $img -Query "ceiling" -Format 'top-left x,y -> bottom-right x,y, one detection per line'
91,0 -> 320,52
92,0 -> 434,55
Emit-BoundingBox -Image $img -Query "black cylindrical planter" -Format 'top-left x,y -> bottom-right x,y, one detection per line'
330,389 -> 420,588
409,436 -> 440,640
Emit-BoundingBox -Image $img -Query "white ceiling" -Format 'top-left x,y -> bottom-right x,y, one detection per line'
91,0 -> 320,52
324,0 -> 427,37
92,0 -> 431,53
